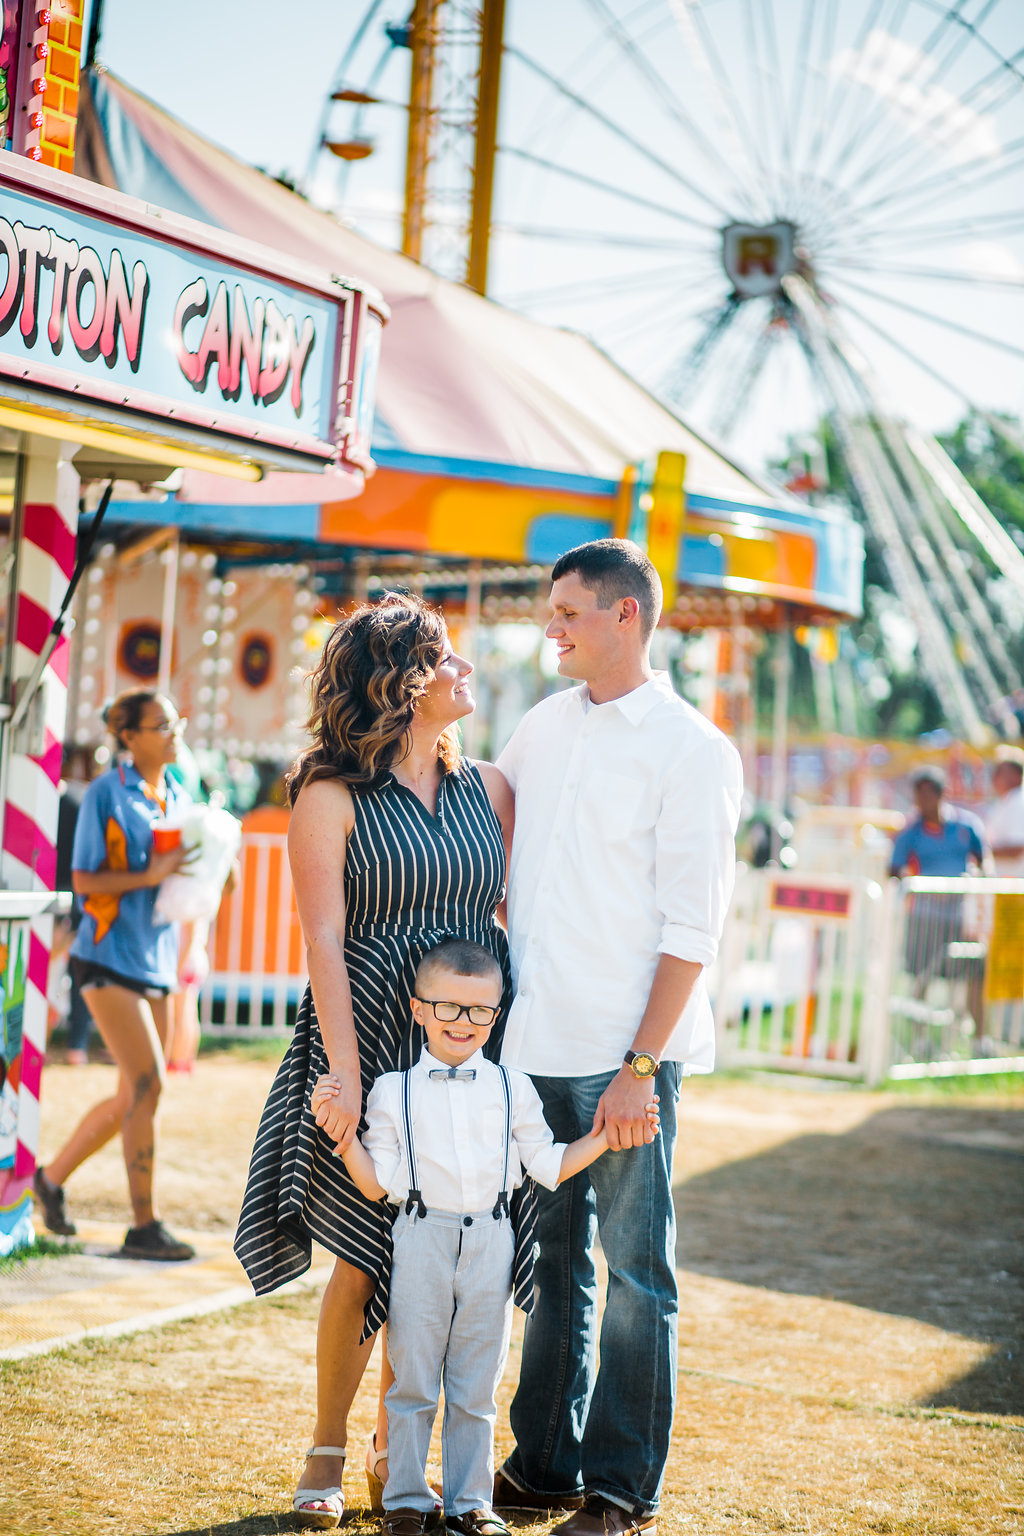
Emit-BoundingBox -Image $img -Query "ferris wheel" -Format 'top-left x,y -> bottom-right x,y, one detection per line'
314,0 -> 1024,744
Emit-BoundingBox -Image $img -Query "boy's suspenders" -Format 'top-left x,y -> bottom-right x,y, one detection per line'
400,1069 -> 427,1218
399,1064 -> 514,1221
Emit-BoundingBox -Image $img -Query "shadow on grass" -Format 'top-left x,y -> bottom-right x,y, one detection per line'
674,1101 -> 1024,1414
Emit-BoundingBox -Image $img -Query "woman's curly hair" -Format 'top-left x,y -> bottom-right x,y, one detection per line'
286,594 -> 461,804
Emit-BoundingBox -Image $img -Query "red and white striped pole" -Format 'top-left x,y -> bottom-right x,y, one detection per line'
0,437 -> 79,1246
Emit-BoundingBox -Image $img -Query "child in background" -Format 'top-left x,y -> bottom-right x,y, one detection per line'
312,938 -> 659,1536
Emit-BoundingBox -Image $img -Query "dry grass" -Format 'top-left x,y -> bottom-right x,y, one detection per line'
2,1054 -> 1022,1536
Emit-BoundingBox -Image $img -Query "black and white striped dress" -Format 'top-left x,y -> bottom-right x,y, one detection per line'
234,761 -> 524,1336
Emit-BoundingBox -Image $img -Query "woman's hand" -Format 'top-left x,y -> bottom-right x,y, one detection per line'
148,843 -> 194,886
312,1071 -> 362,1152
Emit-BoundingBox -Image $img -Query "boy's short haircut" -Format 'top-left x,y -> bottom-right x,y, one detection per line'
550,538 -> 662,642
415,938 -> 502,992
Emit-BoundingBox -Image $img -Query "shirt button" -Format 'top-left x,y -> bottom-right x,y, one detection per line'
463,1216 -> 473,1227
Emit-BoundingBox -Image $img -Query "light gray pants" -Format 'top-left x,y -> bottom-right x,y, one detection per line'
384,1205 -> 514,1515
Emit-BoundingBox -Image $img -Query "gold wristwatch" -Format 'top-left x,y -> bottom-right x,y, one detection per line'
624,1050 -> 658,1079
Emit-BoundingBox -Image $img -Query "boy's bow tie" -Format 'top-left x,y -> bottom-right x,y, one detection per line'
428,1067 -> 477,1082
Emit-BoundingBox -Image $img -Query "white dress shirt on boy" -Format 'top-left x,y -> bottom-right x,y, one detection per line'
496,674 -> 743,1077
362,1044 -> 567,1208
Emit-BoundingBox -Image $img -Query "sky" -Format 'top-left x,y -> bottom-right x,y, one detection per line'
92,0 -> 1024,475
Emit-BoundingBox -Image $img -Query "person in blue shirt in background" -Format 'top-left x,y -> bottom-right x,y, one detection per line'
33,689 -> 196,1260
890,765 -> 987,1023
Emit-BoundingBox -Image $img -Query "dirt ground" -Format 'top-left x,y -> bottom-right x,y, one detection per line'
2,1052 -> 1022,1536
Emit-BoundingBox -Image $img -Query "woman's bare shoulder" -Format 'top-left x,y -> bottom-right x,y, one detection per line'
290,776 -> 356,835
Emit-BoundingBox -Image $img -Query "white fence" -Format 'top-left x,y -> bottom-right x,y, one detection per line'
714,868 -> 1024,1084
199,835 -> 1024,1081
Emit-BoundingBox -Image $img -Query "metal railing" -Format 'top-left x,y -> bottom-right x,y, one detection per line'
714,868 -> 1024,1084
884,875 -> 1024,1079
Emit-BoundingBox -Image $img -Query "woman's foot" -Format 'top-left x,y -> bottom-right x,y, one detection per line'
366,1434 -> 388,1514
33,1168 -> 77,1236
294,1445 -> 346,1530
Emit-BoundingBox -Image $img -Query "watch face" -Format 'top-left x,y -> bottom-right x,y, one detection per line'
630,1052 -> 658,1078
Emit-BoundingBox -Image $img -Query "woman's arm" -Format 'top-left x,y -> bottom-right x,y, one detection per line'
288,778 -> 362,1151
475,761 -> 515,930
72,844 -> 190,895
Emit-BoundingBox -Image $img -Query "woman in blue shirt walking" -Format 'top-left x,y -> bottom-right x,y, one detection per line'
33,689 -> 196,1260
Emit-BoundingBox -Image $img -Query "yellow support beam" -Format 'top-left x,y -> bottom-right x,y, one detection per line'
466,0 -> 505,295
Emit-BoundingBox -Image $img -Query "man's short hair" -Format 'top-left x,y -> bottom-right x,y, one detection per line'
415,938 -> 502,992
550,538 -> 662,643
910,765 -> 946,792
994,745 -> 1024,777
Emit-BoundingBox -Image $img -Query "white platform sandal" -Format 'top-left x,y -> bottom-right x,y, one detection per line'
293,1445 -> 346,1530
366,1433 -> 388,1513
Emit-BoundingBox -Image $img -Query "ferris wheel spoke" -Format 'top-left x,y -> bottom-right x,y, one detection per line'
661,296 -> 744,407
849,205 -> 1024,249
502,263 -> 706,309
504,45 -> 733,219
825,258 -> 1024,291
787,0 -> 827,193
853,134 -> 1024,229
739,0 -> 783,203
813,0 -> 926,186
498,147 -> 717,231
829,273 -> 1024,361
598,286 -> 721,349
841,43 -> 1024,213
578,0 -> 760,209
802,0 -> 873,192
667,0 -> 775,218
839,291 -> 1024,475
822,0 -> 988,189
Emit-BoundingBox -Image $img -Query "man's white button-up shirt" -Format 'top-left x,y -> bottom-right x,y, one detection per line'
362,1045 -> 567,1212
496,674 -> 743,1077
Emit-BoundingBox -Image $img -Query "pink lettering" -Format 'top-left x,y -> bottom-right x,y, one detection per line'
0,218 -> 19,323
195,280 -> 231,392
66,246 -> 106,353
258,300 -> 289,402
229,287 -> 264,399
13,221 -> 50,339
174,276 -> 208,384
99,250 -> 148,366
46,233 -> 79,347
287,313 -> 315,414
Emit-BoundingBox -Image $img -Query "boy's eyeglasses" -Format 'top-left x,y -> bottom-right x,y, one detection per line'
138,718 -> 187,735
414,997 -> 500,1026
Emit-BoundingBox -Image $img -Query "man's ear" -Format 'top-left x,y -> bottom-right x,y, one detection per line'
618,596 -> 641,627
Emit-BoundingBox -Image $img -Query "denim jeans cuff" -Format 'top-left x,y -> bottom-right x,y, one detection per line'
591,1486 -> 658,1520
500,1458 -> 584,1500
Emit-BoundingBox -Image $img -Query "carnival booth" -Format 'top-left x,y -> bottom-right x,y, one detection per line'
0,146 -> 386,1252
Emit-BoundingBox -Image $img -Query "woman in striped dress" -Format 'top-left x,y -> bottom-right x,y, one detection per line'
234,595 -> 513,1529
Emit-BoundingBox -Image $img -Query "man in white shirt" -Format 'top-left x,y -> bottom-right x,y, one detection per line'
494,539 -> 743,1536
986,746 -> 1024,876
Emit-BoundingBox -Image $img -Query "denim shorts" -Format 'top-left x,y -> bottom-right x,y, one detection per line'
71,958 -> 171,1000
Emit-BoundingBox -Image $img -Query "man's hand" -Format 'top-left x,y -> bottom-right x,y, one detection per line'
593,1068 -> 661,1150
311,1072 -> 362,1152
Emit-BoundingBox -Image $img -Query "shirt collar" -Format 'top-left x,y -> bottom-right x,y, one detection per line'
418,1042 -> 486,1074
574,672 -> 671,727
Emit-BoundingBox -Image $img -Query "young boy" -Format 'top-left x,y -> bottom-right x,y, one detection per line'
311,938 -> 658,1536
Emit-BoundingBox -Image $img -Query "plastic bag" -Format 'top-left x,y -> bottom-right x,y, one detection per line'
154,802 -> 242,924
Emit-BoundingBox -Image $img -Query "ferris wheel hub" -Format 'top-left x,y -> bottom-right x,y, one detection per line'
722,220 -> 801,300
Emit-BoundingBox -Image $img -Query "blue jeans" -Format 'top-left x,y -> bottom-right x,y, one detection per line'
505,1064 -> 681,1517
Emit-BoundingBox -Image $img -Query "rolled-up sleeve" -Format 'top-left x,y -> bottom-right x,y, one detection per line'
511,1074 -> 567,1192
655,731 -> 743,965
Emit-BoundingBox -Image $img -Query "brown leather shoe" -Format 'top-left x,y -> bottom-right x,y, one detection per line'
381,1509 -> 441,1536
446,1510 -> 512,1536
550,1494 -> 657,1535
493,1469 -> 584,1513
